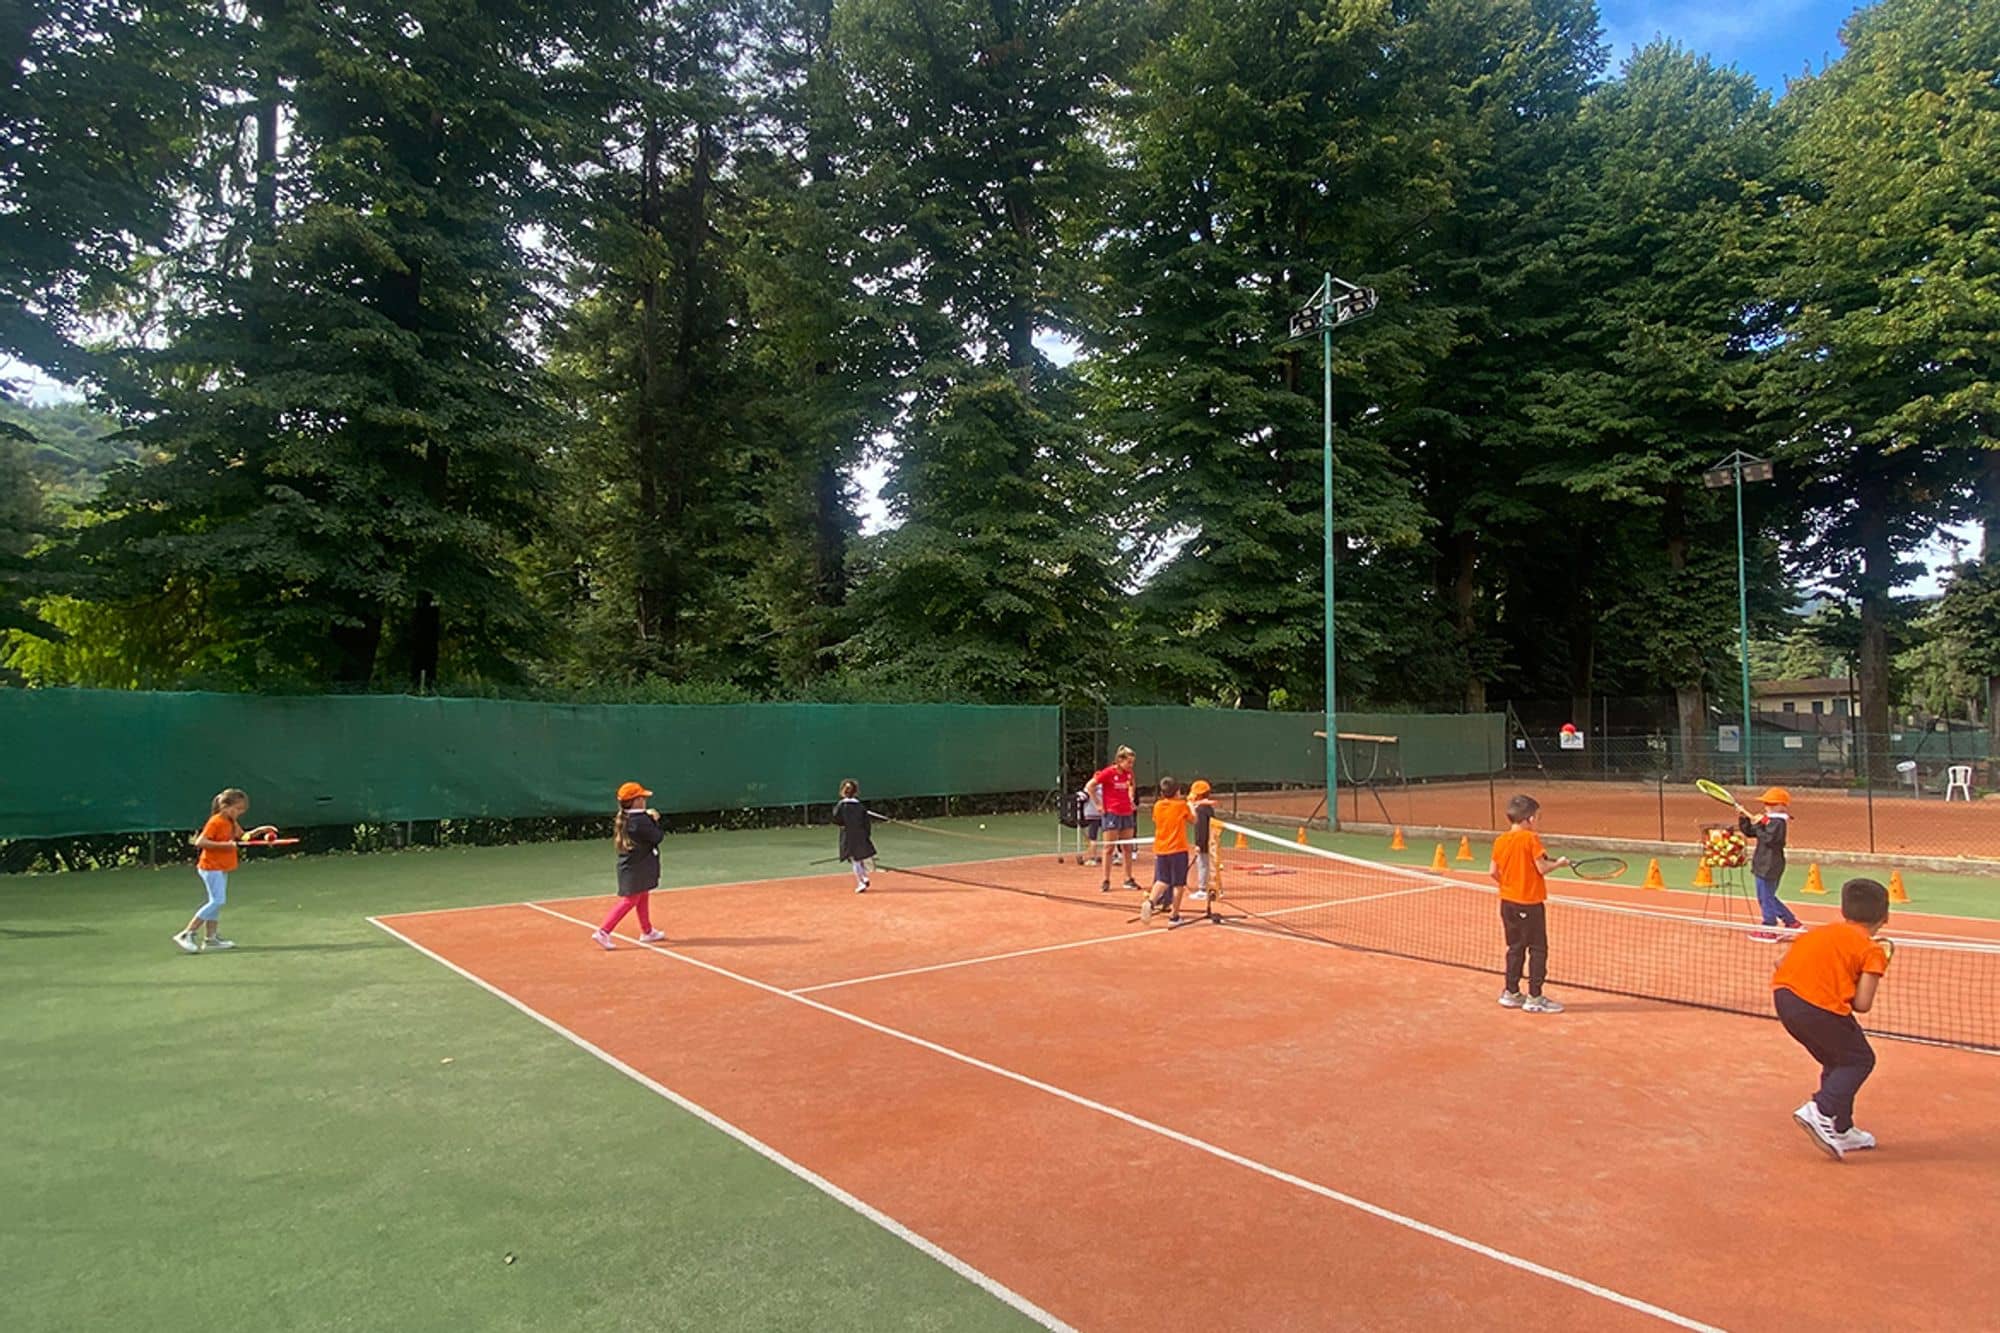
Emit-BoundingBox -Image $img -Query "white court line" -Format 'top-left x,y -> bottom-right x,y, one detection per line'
520,901 -> 1724,1332
366,913 -> 1073,1333
372,852 -> 1075,924
793,927 -> 1168,994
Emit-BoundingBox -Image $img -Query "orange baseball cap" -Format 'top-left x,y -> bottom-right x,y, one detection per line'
1188,779 -> 1213,800
1759,787 -> 1792,805
617,781 -> 653,803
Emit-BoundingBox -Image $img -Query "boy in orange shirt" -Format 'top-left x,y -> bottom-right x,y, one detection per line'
1488,794 -> 1570,1013
1773,877 -> 1891,1160
1140,777 -> 1193,925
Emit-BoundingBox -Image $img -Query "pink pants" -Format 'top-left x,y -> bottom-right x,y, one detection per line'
598,892 -> 653,935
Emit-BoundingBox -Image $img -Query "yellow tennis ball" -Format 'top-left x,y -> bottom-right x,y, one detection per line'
979,822 -> 987,829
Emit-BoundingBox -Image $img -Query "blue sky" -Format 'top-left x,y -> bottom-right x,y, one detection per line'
1599,1 -> 1862,89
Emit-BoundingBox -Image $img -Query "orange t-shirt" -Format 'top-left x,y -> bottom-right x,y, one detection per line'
1151,798 -> 1192,855
196,814 -> 239,872
1490,827 -> 1547,904
1773,920 -> 1887,1016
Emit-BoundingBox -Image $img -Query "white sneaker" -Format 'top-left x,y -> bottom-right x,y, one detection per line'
591,929 -> 616,951
205,938 -> 235,951
1498,990 -> 1525,1008
1140,896 -> 1155,924
638,930 -> 666,943
1832,1126 -> 1877,1152
855,879 -> 868,893
1189,890 -> 1209,902
1793,1100 -> 1845,1160
1522,994 -> 1563,1014
172,931 -> 200,954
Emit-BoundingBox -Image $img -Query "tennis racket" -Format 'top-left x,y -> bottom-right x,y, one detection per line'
237,836 -> 299,847
1880,937 -> 1895,968
1694,778 -> 1739,808
1560,856 -> 1628,880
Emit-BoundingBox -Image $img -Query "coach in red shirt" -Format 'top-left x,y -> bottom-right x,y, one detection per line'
1088,746 -> 1140,892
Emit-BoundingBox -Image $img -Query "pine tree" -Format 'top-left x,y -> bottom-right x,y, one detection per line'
832,0 -> 1132,698
67,0 -> 612,688
538,0 -> 769,685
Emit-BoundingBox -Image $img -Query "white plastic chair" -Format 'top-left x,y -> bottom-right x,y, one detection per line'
1945,764 -> 1974,801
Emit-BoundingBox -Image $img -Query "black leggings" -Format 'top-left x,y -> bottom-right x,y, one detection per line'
1500,901 -> 1548,997
1774,988 -> 1876,1132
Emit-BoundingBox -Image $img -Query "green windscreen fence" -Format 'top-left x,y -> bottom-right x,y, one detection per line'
0,691 -> 1058,838
1103,707 -> 1503,785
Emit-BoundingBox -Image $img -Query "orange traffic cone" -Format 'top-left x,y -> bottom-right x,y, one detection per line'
1889,870 -> 1910,903
1295,825 -> 1310,845
1801,863 -> 1827,895
1693,861 -> 1715,889
1431,843 -> 1450,871
1642,858 -> 1666,890
1456,836 -> 1474,863
1233,830 -> 1248,850
1390,827 -> 1407,851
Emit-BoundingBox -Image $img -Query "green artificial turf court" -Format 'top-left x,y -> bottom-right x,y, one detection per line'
2,820 -> 1051,1333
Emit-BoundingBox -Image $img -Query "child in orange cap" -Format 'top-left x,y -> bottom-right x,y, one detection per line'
593,781 -> 666,949
1186,779 -> 1217,907
1737,786 -> 1801,939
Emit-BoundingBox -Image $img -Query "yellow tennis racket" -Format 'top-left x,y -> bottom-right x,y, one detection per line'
1694,778 -> 1737,807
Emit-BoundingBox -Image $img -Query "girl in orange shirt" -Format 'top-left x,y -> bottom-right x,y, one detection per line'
174,788 -> 277,953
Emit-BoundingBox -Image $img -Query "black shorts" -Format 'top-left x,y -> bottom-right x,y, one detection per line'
1101,812 -> 1137,834
1154,850 -> 1189,888
1083,818 -> 1102,839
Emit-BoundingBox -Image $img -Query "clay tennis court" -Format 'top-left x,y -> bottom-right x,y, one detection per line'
373,849 -> 2000,1331
1237,780 -> 2000,861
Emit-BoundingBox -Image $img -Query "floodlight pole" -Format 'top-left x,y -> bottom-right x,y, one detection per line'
1289,273 -> 1376,832
1705,450 -> 1772,787
1322,273 -> 1337,832
1733,456 -> 1753,786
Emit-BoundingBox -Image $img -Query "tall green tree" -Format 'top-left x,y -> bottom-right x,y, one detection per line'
733,0 -> 899,687
831,0 -> 1132,699
1763,0 -> 1998,765
0,1 -> 212,393
1527,44 -> 1780,755
1089,0 -> 1492,708
66,1 -> 611,688
538,0 -> 768,685
1385,0 -> 1603,716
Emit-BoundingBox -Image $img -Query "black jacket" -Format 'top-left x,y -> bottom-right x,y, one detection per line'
616,810 -> 664,894
1738,812 -> 1788,881
833,797 -> 877,862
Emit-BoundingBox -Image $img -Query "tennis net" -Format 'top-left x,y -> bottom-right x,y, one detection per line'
1213,821 -> 2000,1054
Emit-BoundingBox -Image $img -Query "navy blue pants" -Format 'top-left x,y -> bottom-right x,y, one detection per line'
1774,987 -> 1875,1132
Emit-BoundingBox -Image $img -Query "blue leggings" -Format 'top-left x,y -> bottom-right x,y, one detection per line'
195,869 -> 228,921
1754,874 -> 1797,927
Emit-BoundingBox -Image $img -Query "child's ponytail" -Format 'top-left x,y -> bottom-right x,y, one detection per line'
190,788 -> 247,846
614,807 -> 633,854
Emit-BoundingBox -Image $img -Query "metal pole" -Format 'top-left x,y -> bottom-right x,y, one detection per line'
1734,459 -> 1754,786
1322,272 -> 1339,831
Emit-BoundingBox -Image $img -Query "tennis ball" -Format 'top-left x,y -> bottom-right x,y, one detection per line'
979,822 -> 987,829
